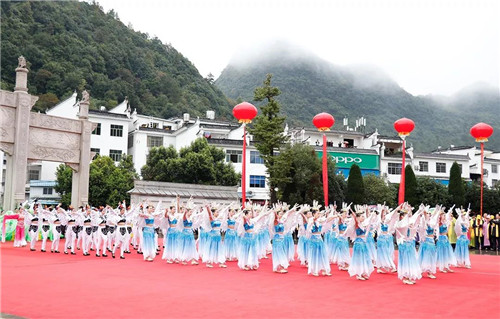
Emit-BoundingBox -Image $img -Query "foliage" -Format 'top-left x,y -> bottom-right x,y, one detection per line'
248,74 -> 287,203
270,144 -> 324,206
1,1 -> 231,118
327,158 -> 347,206
448,162 -> 465,207
55,155 -> 138,207
346,164 -> 365,204
464,182 -> 500,214
55,164 -> 73,207
216,45 -> 500,152
414,177 -> 451,206
363,174 -> 397,207
404,165 -> 418,206
141,138 -> 240,186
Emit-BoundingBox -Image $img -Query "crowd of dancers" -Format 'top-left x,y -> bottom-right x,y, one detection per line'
2,197 -> 472,285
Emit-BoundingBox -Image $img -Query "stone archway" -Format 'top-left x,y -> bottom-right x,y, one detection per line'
0,56 -> 95,210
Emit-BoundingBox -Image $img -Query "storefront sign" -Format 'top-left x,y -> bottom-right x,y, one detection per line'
317,151 -> 379,170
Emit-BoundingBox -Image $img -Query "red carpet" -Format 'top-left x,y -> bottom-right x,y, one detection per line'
1,241 -> 499,319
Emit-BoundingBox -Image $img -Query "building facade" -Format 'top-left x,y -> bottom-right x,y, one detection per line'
1,93 -> 497,206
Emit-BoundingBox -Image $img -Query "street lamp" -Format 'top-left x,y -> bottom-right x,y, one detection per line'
313,112 -> 335,206
233,102 -> 258,208
470,122 -> 494,216
394,117 -> 415,205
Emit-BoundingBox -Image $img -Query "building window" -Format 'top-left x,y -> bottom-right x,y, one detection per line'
43,187 -> 53,195
492,179 -> 498,186
147,136 -> 163,148
91,148 -> 100,160
419,161 -> 428,172
492,165 -> 498,174
109,149 -> 122,162
110,124 -> 123,137
128,135 -> 134,148
226,150 -> 242,163
92,123 -> 101,135
250,175 -> 266,188
387,163 -> 402,175
436,162 -> 446,173
250,151 -> 264,164
28,169 -> 40,181
457,164 -> 463,174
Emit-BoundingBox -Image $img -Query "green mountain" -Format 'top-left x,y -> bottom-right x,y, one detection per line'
0,1 -> 232,120
215,41 -> 500,151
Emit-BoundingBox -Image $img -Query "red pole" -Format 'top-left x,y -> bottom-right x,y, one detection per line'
322,133 -> 328,206
398,138 -> 406,205
480,142 -> 484,216
242,124 -> 247,208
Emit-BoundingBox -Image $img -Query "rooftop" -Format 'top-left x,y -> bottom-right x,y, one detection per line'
417,152 -> 470,160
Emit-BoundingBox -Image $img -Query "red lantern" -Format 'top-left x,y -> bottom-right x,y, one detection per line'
470,122 -> 493,142
394,118 -> 415,137
233,102 -> 258,124
313,113 -> 335,131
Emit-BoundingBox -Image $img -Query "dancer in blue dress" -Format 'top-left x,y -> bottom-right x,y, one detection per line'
201,204 -> 227,268
237,208 -> 269,270
331,204 -> 351,271
306,202 -> 333,277
454,208 -> 471,269
348,207 -> 376,280
178,206 -> 200,266
436,205 -> 457,273
375,204 -> 400,274
224,208 -> 240,262
396,204 -> 423,285
297,210 -> 312,266
417,206 -> 439,279
138,204 -> 158,262
269,209 -> 290,273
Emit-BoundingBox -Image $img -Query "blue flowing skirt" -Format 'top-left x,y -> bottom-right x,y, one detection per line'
366,232 -> 377,262
348,238 -> 373,277
237,232 -> 259,269
332,236 -> 351,267
162,228 -> 180,260
142,226 -> 156,260
324,231 -> 338,262
454,235 -> 471,267
297,236 -> 309,265
307,234 -> 330,274
203,230 -> 225,264
376,234 -> 395,269
284,233 -> 295,261
272,234 -> 289,270
398,241 -> 422,281
436,235 -> 457,270
179,229 -> 198,261
224,228 -> 238,260
418,237 -> 437,273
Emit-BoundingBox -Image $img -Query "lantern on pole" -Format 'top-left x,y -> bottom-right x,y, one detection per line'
470,122 -> 494,216
394,118 -> 415,205
313,113 -> 335,206
233,102 -> 258,208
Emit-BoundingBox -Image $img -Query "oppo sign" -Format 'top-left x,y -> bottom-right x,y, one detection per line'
317,151 -> 380,169
332,155 -> 362,164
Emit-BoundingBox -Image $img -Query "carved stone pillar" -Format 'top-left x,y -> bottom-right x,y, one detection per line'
9,65 -> 31,210
3,153 -> 14,210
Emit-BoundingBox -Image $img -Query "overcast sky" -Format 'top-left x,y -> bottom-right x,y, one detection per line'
95,0 -> 499,96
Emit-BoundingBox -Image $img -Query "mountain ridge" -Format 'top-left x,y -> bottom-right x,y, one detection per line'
216,42 -> 499,151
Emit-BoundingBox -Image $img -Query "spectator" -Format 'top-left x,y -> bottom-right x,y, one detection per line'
489,213 -> 500,251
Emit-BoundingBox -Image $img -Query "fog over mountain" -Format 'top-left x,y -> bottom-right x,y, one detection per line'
216,40 -> 500,151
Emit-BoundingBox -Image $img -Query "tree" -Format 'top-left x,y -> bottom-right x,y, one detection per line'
248,74 -> 287,204
327,157 -> 347,206
270,144 -> 323,206
141,138 -> 239,186
404,165 -> 418,207
415,177 -> 451,206
364,174 -> 397,206
55,164 -> 73,207
55,155 -> 138,208
448,161 -> 465,207
346,164 -> 364,204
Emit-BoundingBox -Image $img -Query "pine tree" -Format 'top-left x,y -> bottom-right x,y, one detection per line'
248,74 -> 287,204
405,164 -> 418,207
448,161 -> 465,207
346,164 -> 365,204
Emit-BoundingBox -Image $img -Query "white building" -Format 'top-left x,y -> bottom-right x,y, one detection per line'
2,94 -> 497,206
